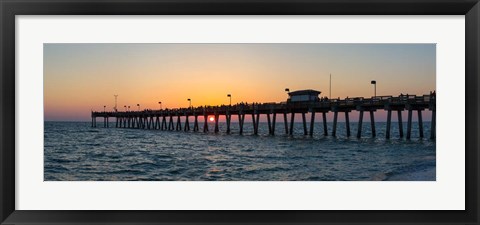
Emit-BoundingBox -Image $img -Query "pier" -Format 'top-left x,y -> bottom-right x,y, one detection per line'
91,94 -> 436,139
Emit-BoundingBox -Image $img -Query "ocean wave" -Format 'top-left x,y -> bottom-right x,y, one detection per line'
44,121 -> 436,181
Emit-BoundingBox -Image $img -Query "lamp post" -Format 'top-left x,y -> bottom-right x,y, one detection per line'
128,106 -> 130,111
158,101 -> 162,110
227,94 -> 231,106
187,99 -> 191,108
137,104 -> 140,111
371,80 -> 377,97
124,105 -> 127,112
113,94 -> 118,112
330,73 -> 332,99
104,105 -> 106,112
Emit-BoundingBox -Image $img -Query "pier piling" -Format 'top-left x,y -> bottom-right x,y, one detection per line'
345,111 -> 350,137
169,115 -> 174,130
255,112 -> 260,135
418,110 -> 424,138
214,113 -> 219,133
267,113 -> 272,135
184,114 -> 190,131
302,112 -> 308,135
386,109 -> 392,139
252,112 -> 257,135
289,112 -> 295,135
161,116 -> 167,130
332,111 -> 338,137
309,111 -> 315,136
176,115 -> 182,131
155,116 -> 160,129
203,114 -> 209,132
322,112 -> 328,136
271,113 -> 277,135
239,113 -> 245,134
397,110 -> 404,138
357,110 -> 364,138
407,109 -> 412,139
149,116 -> 154,129
369,111 -> 376,137
194,115 -> 199,131
226,112 -> 231,134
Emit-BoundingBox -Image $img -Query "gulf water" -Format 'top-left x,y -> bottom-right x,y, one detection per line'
44,121 -> 435,181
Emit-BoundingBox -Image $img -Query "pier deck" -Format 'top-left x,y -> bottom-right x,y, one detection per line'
91,94 -> 436,139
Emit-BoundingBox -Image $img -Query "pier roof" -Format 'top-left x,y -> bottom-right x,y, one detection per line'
288,89 -> 321,96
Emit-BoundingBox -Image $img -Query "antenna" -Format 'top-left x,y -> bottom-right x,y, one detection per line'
329,73 -> 331,99
114,94 -> 118,112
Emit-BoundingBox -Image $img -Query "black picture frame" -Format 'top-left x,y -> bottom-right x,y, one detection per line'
1,0 -> 479,224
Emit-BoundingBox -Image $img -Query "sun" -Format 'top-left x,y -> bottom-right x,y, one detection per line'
209,116 -> 215,122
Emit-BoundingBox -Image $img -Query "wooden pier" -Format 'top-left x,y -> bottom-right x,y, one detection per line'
91,94 -> 436,139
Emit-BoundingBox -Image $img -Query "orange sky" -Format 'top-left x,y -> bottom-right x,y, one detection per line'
44,44 -> 435,121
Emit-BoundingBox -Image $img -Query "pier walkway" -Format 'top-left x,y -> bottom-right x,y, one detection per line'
91,94 -> 436,139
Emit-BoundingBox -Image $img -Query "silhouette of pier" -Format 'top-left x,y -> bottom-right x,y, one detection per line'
91,94 -> 436,139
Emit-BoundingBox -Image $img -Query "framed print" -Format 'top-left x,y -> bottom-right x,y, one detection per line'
1,0 -> 479,224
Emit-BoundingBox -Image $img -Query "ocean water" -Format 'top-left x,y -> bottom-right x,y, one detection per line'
44,121 -> 436,181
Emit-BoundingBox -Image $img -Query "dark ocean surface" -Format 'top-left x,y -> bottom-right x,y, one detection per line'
44,121 -> 436,181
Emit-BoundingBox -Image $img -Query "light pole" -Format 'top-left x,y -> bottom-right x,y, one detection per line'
124,105 -> 127,112
187,99 -> 191,108
137,104 -> 140,111
114,94 -> 118,112
103,105 -> 106,112
330,73 -> 332,99
371,80 -> 377,97
158,101 -> 162,110
227,94 -> 231,106
128,106 -> 130,111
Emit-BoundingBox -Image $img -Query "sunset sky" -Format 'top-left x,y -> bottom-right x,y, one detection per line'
44,43 -> 435,121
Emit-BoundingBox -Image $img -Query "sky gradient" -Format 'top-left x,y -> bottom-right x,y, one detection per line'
44,43 -> 435,122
